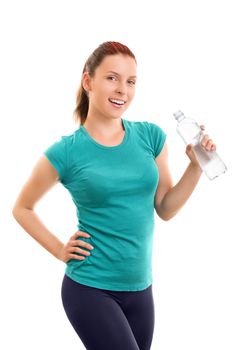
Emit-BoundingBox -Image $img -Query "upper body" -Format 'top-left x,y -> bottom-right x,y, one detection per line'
43,117 -> 166,290
12,41 -> 216,291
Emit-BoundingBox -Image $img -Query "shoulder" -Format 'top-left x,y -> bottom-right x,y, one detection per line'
42,127 -> 83,184
56,127 -> 83,148
43,127 -> 82,160
125,119 -> 166,158
125,118 -> 166,137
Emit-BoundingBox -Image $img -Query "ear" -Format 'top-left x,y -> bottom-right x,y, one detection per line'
82,71 -> 92,93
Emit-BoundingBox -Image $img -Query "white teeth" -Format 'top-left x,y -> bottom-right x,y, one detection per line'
109,98 -> 125,105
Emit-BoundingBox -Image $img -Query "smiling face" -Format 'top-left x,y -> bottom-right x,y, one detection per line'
83,54 -> 137,121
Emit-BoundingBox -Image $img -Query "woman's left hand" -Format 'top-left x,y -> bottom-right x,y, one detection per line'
186,125 -> 217,167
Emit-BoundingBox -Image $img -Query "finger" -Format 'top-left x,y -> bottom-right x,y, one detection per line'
68,244 -> 91,255
66,246 -> 77,253
69,246 -> 91,255
201,134 -> 209,147
69,239 -> 93,251
78,230 -> 91,237
206,139 -> 216,151
206,139 -> 213,150
201,136 -> 216,151
77,248 -> 91,256
69,239 -> 81,246
68,254 -> 86,261
200,125 -> 205,130
71,231 -> 91,239
186,144 -> 193,152
67,243 -> 90,254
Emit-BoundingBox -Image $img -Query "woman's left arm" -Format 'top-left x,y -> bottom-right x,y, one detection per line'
154,127 -> 216,221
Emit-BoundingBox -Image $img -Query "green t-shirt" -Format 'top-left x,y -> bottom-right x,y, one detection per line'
43,118 -> 166,291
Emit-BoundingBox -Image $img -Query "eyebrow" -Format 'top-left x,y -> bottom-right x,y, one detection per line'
107,71 -> 137,79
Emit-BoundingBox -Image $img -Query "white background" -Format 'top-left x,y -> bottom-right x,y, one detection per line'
1,0 -> 232,349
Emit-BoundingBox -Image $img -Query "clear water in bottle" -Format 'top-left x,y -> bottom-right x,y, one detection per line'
173,110 -> 227,180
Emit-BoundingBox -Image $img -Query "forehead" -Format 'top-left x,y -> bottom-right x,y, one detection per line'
96,54 -> 137,76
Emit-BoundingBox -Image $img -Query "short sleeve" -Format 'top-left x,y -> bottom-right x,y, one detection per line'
148,122 -> 166,158
43,136 -> 68,183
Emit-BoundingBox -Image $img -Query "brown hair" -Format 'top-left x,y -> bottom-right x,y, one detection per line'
73,41 -> 137,125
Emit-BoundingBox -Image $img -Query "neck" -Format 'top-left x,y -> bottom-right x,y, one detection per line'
83,114 -> 124,136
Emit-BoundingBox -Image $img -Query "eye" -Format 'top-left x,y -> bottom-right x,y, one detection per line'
107,76 -> 117,81
128,80 -> 136,86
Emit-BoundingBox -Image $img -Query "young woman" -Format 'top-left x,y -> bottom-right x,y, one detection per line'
12,41 -> 216,350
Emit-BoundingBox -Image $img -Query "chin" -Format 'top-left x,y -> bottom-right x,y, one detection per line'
110,114 -> 124,120
104,110 -> 123,119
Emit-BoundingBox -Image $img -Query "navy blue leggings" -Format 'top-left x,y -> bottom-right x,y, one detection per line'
61,274 -> 155,350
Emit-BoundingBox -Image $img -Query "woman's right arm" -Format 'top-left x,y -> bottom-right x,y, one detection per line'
12,155 -> 93,262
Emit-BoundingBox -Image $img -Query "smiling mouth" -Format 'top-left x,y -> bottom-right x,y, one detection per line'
108,98 -> 126,106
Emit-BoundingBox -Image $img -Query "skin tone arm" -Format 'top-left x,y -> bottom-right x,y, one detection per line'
12,156 -> 94,262
154,126 -> 216,221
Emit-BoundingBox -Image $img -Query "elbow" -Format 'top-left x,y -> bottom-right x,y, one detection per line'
12,202 -> 17,216
158,213 -> 173,221
12,203 -> 23,220
12,196 -> 32,219
12,204 -> 33,221
161,215 -> 172,221
155,207 -> 179,221
155,195 -> 180,221
12,205 -> 20,220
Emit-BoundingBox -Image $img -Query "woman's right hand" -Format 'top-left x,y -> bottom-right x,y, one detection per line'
58,231 -> 94,263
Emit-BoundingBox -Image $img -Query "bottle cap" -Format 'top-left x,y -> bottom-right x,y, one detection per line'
173,110 -> 184,120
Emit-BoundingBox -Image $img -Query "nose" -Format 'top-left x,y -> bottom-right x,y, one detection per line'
115,82 -> 127,96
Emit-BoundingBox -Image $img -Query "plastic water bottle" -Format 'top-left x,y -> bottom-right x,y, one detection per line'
173,110 -> 227,180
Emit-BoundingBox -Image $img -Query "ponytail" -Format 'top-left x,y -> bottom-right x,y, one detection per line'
73,83 -> 89,126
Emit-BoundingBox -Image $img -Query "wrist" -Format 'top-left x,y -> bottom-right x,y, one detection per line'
189,161 -> 203,176
53,240 -> 65,261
